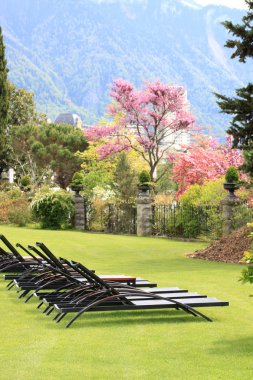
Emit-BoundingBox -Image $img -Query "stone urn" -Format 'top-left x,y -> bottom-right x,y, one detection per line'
223,183 -> 239,199
138,184 -> 152,198
19,185 -> 31,192
70,184 -> 83,195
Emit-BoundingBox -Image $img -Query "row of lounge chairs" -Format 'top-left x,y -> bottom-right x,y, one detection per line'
0,234 -> 229,328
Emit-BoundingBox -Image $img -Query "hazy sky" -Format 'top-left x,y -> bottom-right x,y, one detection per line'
195,0 -> 247,8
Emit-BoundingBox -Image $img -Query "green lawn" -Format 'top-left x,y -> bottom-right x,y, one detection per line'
0,225 -> 252,380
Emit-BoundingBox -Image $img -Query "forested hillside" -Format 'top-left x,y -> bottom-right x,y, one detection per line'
0,0 -> 251,135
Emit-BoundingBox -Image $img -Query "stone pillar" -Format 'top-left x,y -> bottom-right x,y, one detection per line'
74,192 -> 85,230
136,190 -> 154,236
221,193 -> 240,236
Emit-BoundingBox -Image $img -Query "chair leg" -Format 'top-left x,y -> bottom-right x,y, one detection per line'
56,312 -> 67,323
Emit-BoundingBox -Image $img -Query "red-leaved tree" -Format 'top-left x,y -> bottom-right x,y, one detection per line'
171,135 -> 244,195
85,79 -> 196,182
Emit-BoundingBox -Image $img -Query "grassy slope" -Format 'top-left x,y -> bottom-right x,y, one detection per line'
0,225 -> 252,380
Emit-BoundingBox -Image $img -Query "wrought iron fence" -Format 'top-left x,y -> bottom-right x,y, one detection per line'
84,201 -> 137,234
152,204 -> 221,238
83,199 -> 253,238
153,202 -> 253,238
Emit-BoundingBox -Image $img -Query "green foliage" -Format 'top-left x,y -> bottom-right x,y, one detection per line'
36,123 -> 88,188
9,123 -> 88,188
156,163 -> 177,194
179,179 -> 226,239
0,26 -> 10,175
83,170 -> 113,199
80,143 -> 116,199
216,85 -> 253,150
225,166 -> 239,183
20,175 -> 31,187
240,222 -> 253,284
9,124 -> 47,185
216,3 -> 253,149
31,190 -> 74,229
241,147 -> 253,178
0,188 -> 31,226
138,170 -> 150,184
113,153 -> 138,203
8,82 -> 46,126
70,171 -> 85,187
222,0 -> 253,63
180,178 -> 227,207
8,200 -> 32,227
232,203 -> 253,231
179,178 -> 253,239
6,187 -> 23,200
182,218 -> 201,239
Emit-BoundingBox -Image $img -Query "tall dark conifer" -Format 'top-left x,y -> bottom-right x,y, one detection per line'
0,26 -> 9,176
215,0 -> 253,151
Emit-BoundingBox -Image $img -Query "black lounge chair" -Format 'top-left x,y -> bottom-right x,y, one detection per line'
1,237 -> 229,328
4,240 -> 156,304
29,254 -> 228,328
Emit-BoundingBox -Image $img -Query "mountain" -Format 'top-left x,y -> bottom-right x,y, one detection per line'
0,0 -> 251,136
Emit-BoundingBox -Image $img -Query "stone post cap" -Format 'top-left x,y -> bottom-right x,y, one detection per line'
136,196 -> 154,204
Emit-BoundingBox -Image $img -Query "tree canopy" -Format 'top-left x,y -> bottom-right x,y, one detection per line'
215,1 -> 253,150
222,0 -> 253,63
0,27 -> 9,176
8,82 -> 46,126
10,123 -> 88,188
86,79 -> 196,183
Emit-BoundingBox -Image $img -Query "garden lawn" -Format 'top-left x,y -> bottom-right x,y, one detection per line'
0,225 -> 252,380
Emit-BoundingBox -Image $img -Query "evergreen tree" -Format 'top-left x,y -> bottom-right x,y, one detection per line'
222,0 -> 253,63
113,153 -> 137,203
10,122 -> 88,188
8,82 -> 46,126
0,26 -> 9,176
215,0 -> 253,150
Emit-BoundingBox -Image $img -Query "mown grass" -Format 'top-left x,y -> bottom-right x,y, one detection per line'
0,225 -> 252,380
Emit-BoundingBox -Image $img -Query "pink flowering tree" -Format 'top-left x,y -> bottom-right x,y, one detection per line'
171,135 -> 244,195
85,79 -> 196,182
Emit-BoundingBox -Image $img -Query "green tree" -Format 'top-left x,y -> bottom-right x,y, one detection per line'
222,0 -> 253,63
156,162 -> 177,194
8,82 -> 46,126
9,124 -> 47,184
36,123 -> 88,188
0,27 -> 9,176
215,1 -> 253,150
113,152 -> 137,203
9,123 -> 88,188
79,142 -> 116,198
31,190 -> 74,229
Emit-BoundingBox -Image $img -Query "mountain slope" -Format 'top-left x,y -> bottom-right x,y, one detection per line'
0,0 -> 251,135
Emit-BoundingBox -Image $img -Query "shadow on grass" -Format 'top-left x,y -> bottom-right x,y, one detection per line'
210,336 -> 253,356
0,283 -> 213,329
48,309 -> 208,330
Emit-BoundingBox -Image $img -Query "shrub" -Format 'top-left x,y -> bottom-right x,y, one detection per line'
225,166 -> 239,183
31,190 -> 74,229
179,178 -> 226,207
89,197 -> 108,231
138,170 -> 150,184
179,179 -> 226,239
71,171 -> 85,186
8,199 -> 32,227
0,197 -> 13,223
0,189 -> 31,225
240,223 -> 253,284
20,175 -> 31,187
